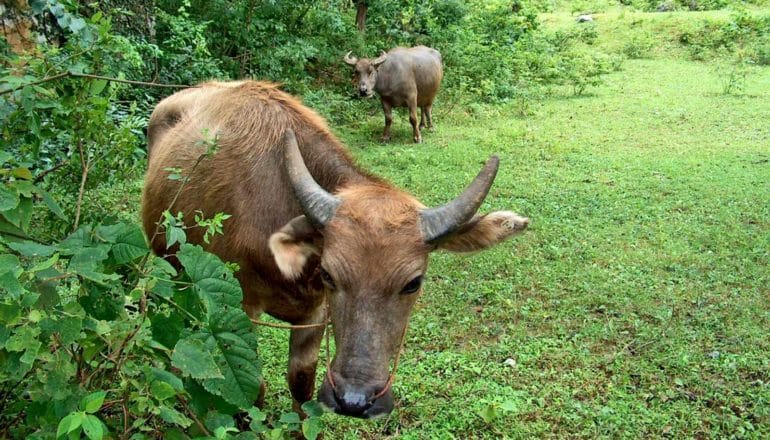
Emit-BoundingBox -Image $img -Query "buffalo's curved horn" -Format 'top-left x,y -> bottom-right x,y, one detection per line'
343,51 -> 358,66
283,129 -> 341,228
420,156 -> 500,243
372,51 -> 388,67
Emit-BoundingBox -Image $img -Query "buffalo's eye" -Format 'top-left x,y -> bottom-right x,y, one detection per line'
319,267 -> 336,289
401,276 -> 423,295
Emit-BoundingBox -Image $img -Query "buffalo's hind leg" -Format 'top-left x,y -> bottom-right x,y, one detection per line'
408,97 -> 421,143
425,103 -> 435,130
287,308 -> 326,415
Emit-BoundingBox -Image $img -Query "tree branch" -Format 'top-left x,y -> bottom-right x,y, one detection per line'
0,71 -> 191,96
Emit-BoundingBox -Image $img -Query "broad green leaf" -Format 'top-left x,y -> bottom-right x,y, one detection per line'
158,406 -> 193,428
110,223 -> 149,264
39,188 -> 67,220
148,367 -> 184,391
5,326 -> 40,352
204,410 -> 235,432
172,337 -> 224,380
0,272 -> 24,298
0,151 -> 11,166
0,184 -> 19,212
81,414 -> 104,440
2,196 -> 33,229
0,303 -> 21,324
177,244 -> 261,409
279,412 -> 301,425
8,240 -> 56,257
89,79 -> 108,95
301,401 -> 325,417
0,253 -> 22,276
56,412 -> 85,438
11,167 -> 33,180
302,417 -> 323,440
150,380 -> 176,401
81,391 -> 107,413
478,404 -> 498,423
58,226 -> 95,255
29,252 -> 60,272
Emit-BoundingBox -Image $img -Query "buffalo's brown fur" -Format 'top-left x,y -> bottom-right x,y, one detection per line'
142,80 -> 528,417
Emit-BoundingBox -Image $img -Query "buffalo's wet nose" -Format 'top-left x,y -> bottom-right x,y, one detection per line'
336,389 -> 371,416
318,375 -> 394,418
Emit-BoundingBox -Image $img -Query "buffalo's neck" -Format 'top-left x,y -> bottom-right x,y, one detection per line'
296,128 -> 382,194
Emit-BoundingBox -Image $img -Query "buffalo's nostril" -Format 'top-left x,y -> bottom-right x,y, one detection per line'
359,90 -> 368,97
334,389 -> 371,416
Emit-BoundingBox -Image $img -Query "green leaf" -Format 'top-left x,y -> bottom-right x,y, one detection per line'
150,380 -> 177,401
39,188 -> 67,220
0,184 -> 19,212
0,253 -> 22,276
29,252 -> 60,272
8,240 -> 56,257
11,167 -> 33,180
110,223 -> 149,264
148,367 -> 184,391
247,407 -> 267,432
158,406 -> 193,428
172,337 -> 224,380
204,410 -> 235,432
0,273 -> 24,298
2,196 -> 33,229
81,391 -> 107,413
177,244 -> 261,409
279,412 -> 301,425
301,401 -> 325,417
478,404 -> 498,423
56,412 -> 85,438
89,79 -> 107,95
302,417 -> 323,440
81,414 -> 105,440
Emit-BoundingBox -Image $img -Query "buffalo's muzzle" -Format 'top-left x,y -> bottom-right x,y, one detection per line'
317,373 -> 394,418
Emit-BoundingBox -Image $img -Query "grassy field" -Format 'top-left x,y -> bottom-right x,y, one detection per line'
247,17 -> 770,439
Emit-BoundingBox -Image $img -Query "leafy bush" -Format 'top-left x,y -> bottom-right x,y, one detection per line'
678,10 -> 770,62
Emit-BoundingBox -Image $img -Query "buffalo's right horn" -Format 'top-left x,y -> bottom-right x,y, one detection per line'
343,51 -> 358,65
419,156 -> 500,244
283,129 -> 341,228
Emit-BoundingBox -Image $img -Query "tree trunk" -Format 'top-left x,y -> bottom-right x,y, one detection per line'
355,1 -> 368,32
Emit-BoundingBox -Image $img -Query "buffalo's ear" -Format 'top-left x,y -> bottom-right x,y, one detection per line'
436,211 -> 528,253
269,216 -> 322,280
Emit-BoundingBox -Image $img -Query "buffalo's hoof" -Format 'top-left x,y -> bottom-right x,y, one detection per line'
413,137 -> 422,144
380,136 -> 391,143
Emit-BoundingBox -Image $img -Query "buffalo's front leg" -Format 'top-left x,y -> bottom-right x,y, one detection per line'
287,308 -> 326,414
408,98 -> 421,143
381,99 -> 393,142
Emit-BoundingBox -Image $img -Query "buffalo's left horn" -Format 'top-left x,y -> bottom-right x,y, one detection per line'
344,51 -> 358,65
372,51 -> 388,67
420,156 -> 500,243
283,129 -> 341,228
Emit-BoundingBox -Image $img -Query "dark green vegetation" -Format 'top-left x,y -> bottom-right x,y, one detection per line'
1,0 -> 769,438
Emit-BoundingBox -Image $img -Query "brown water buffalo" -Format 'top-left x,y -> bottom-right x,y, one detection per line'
344,46 -> 443,143
141,80 -> 528,418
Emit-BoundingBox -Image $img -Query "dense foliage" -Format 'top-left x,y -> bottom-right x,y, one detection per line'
1,0 -> 768,438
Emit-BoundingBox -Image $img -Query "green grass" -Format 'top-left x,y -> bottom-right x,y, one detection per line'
251,55 -> 770,437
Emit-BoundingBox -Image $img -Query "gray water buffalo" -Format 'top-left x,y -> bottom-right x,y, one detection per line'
142,80 -> 528,418
344,46 -> 443,143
